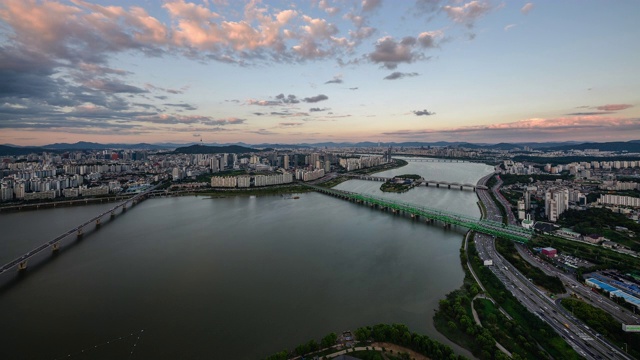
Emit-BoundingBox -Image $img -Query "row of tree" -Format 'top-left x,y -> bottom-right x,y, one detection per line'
263,332 -> 338,360
354,323 -> 466,360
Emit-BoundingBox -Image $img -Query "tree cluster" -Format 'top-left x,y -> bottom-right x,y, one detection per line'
262,332 -> 337,360
354,323 -> 466,360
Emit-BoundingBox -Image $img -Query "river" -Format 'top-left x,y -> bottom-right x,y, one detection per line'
0,159 -> 493,359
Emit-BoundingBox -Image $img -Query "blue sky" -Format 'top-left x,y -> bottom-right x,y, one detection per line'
1,0 -> 639,145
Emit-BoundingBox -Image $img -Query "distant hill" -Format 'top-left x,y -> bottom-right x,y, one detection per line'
543,141 -> 640,152
43,142 -> 170,150
3,140 -> 639,156
252,143 -> 311,149
173,144 -> 258,154
0,145 -> 49,156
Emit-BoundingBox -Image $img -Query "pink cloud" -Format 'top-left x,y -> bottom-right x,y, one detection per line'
362,0 -> 382,12
443,1 -> 491,26
521,3 -> 534,15
382,115 -> 640,142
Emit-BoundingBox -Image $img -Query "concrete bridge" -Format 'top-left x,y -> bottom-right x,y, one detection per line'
403,158 -> 485,163
0,185 -> 160,275
306,184 -> 532,243
0,195 -> 136,212
346,174 -> 488,191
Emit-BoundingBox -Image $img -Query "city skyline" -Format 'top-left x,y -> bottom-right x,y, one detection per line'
1,0 -> 639,146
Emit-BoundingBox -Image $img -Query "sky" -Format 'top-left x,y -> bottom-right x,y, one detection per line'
1,0 -> 639,146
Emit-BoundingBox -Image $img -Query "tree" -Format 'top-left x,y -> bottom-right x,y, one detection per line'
320,332 -> 338,348
355,326 -> 372,341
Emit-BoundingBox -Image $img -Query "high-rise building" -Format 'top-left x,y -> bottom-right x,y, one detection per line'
310,153 -> 320,167
545,187 -> 568,222
14,182 -> 25,199
517,199 -> 526,220
210,158 -> 219,173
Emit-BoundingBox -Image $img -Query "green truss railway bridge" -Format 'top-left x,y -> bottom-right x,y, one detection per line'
306,184 -> 533,243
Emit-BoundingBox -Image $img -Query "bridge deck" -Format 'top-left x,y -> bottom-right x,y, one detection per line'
0,186 -> 160,274
308,184 -> 532,242
348,174 -> 488,190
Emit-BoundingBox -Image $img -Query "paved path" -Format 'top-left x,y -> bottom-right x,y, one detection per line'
325,342 -> 431,360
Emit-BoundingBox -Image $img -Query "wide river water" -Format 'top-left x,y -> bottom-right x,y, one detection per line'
0,159 -> 493,359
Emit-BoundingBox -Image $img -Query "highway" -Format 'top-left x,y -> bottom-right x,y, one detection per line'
475,174 -> 634,360
474,234 -> 631,360
492,176 -> 518,225
514,244 -> 640,326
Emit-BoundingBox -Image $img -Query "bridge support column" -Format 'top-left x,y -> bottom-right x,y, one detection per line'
18,260 -> 28,272
96,218 -> 101,227
77,228 -> 83,238
460,186 -> 463,190
52,243 -> 60,252
436,184 -> 439,188
110,211 -> 115,218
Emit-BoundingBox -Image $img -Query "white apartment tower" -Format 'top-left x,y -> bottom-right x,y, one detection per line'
545,187 -> 569,222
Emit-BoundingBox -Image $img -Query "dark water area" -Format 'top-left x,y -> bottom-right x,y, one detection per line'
0,160 -> 492,359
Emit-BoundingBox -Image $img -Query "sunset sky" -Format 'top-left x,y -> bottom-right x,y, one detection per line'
1,0 -> 639,146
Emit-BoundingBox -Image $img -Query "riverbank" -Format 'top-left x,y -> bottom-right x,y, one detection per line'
0,160 -> 409,212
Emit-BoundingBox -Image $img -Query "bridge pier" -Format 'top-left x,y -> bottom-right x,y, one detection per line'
18,260 -> 28,271
77,227 -> 83,238
51,243 -> 60,252
460,186 -> 463,190
110,211 -> 115,218
436,184 -> 439,188
96,218 -> 101,227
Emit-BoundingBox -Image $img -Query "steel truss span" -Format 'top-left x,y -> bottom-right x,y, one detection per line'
308,184 -> 532,243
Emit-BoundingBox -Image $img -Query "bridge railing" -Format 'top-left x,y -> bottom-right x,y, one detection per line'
306,184 -> 532,242
0,184 -> 162,274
